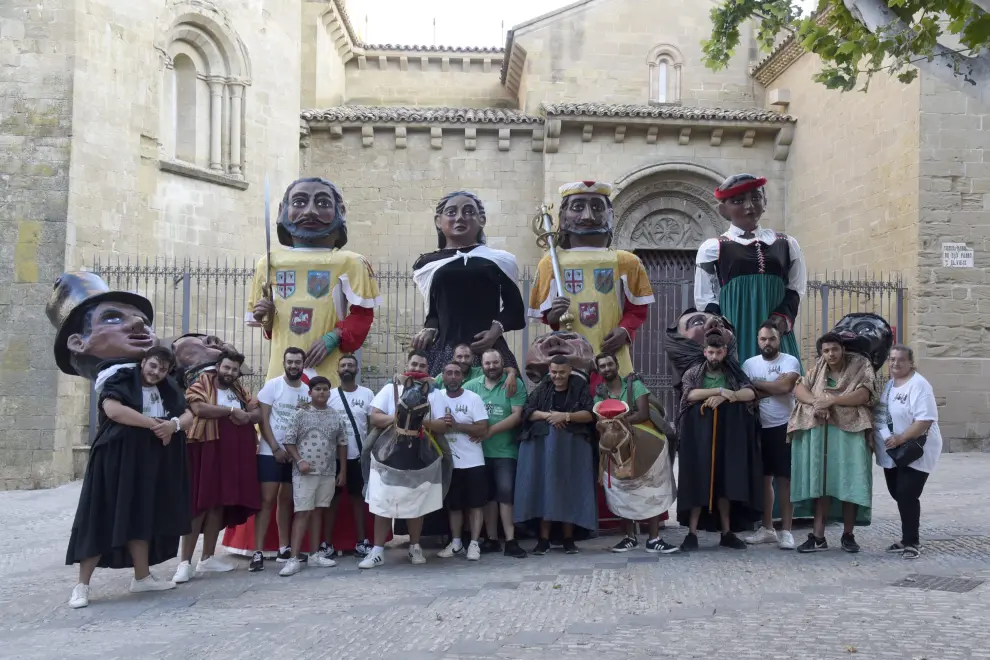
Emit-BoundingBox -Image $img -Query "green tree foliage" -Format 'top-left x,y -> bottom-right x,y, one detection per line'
703,0 -> 990,100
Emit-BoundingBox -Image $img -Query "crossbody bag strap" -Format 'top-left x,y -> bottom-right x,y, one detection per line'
337,387 -> 364,453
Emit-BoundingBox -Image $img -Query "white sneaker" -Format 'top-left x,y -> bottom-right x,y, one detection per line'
310,555 -> 337,568
437,541 -> 463,558
278,558 -> 303,577
744,526 -> 778,545
172,560 -> 194,583
408,544 -> 427,565
129,575 -> 176,593
358,548 -> 384,570
197,556 -> 235,573
778,530 -> 796,550
466,540 -> 481,561
68,583 -> 89,609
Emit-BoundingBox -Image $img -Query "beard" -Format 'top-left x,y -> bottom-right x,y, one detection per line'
217,374 -> 236,387
339,370 -> 356,383
706,359 -> 723,371
760,346 -> 780,359
284,367 -> 303,380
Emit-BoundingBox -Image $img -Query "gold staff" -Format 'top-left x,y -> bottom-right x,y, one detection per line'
531,203 -> 574,330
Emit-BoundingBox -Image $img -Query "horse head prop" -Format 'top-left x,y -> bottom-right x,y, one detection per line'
394,377 -> 432,436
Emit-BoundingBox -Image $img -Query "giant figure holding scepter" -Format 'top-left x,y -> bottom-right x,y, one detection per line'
529,181 -> 655,392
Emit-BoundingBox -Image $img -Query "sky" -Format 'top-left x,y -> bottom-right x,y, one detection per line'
348,0 -> 819,48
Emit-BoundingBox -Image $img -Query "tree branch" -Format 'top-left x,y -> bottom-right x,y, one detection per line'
843,0 -> 990,105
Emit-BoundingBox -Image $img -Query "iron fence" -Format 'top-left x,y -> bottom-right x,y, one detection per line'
87,257 -> 905,441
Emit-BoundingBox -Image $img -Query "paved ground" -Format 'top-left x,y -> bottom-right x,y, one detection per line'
3,454 -> 990,659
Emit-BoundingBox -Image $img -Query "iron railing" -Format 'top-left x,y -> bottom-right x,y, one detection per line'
87,257 -> 905,440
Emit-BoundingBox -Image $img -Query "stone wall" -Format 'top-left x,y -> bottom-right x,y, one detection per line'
913,74 -> 990,452
771,52 -> 922,280
301,0 -> 345,108
510,0 -> 759,114
0,0 -> 75,489
343,57 -> 514,108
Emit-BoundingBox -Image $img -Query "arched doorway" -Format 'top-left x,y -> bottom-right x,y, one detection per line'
611,169 -> 726,414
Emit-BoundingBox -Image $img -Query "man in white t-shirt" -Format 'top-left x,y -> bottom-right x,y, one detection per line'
319,353 -> 375,558
434,361 -> 489,562
742,321 -> 802,550
359,350 -> 449,570
248,347 -> 311,572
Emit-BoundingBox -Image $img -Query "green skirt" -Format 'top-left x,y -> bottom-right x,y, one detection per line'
721,274 -> 806,520
790,425 -> 872,526
719,274 -> 801,366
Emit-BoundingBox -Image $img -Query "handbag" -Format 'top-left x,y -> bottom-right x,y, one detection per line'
886,433 -> 926,468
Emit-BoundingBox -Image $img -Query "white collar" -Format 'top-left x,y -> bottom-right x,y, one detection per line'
94,362 -> 139,394
727,224 -> 762,238
567,246 -> 608,251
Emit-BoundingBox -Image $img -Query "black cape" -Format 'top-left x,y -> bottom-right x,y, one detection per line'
66,366 -> 191,569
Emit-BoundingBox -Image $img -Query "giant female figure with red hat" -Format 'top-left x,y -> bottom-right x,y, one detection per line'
695,174 -> 807,365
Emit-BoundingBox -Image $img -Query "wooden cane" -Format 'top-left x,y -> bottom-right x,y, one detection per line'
709,406 -> 719,513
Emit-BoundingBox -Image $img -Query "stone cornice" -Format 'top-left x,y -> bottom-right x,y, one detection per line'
302,106 -> 541,126
541,103 -> 796,125
750,8 -> 833,87
322,0 -> 503,67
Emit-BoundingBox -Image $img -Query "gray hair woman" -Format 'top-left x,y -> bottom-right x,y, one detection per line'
873,345 -> 942,559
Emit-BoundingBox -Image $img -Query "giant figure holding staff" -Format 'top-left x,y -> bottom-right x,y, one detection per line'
528,181 -> 655,392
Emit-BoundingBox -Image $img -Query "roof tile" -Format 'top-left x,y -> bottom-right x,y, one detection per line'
301,106 -> 542,124
540,103 -> 796,123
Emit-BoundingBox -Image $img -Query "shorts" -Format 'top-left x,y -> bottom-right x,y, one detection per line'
445,465 -> 489,510
335,457 -> 365,497
485,458 -> 517,505
292,473 -> 336,512
257,454 -> 292,483
761,424 -> 791,478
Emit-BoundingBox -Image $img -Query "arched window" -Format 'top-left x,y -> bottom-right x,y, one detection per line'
646,44 -> 683,105
160,16 -> 251,178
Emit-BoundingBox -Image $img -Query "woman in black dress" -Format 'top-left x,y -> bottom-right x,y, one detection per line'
411,191 -> 526,377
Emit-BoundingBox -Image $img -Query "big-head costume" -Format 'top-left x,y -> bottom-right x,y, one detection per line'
250,177 -> 381,384
49,272 -> 191,570
529,181 -> 654,384
665,308 -> 763,533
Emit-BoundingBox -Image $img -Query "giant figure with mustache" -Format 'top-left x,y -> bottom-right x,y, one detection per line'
695,174 -> 807,365
250,177 -> 382,385
529,181 -> 655,393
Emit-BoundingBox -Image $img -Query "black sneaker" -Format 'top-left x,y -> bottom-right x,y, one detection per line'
562,538 -> 579,554
797,533 -> 828,553
902,544 -> 921,560
298,552 -> 309,563
504,539 -> 527,558
480,538 -> 502,554
532,538 -> 551,556
248,551 -> 264,572
646,537 -> 679,554
680,533 -> 699,552
611,536 -> 638,553
720,532 -> 747,550
886,542 -> 905,553
840,533 -> 860,553
318,542 -> 335,558
276,547 -> 291,563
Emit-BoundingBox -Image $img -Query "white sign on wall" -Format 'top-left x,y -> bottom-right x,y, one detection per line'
942,243 -> 974,268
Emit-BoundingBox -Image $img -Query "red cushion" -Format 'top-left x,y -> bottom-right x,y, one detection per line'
596,398 -> 627,419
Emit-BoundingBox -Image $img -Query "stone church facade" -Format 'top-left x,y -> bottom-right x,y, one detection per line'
2,0 -> 987,489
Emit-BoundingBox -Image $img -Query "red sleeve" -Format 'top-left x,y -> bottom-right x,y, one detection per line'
540,310 -> 560,331
336,305 -> 375,353
618,302 -> 648,342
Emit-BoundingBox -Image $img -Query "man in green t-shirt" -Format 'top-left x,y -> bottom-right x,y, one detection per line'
465,348 -> 527,558
434,342 -> 518,394
594,353 -> 678,555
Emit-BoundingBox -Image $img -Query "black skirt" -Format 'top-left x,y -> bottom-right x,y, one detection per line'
65,424 -> 191,569
675,401 -> 763,533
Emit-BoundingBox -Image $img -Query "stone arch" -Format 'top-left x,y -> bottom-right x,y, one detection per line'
612,163 -> 725,251
159,6 -> 251,177
646,43 -> 683,104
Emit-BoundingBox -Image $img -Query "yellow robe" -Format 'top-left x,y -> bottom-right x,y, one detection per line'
528,248 -> 654,376
249,248 -> 381,384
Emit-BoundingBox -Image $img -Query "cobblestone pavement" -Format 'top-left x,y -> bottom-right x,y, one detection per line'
3,454 -> 990,659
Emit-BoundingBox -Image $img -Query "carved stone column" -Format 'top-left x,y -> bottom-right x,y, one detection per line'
207,76 -> 225,171
228,82 -> 244,175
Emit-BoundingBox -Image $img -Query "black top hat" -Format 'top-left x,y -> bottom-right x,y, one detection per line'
46,272 -> 155,376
